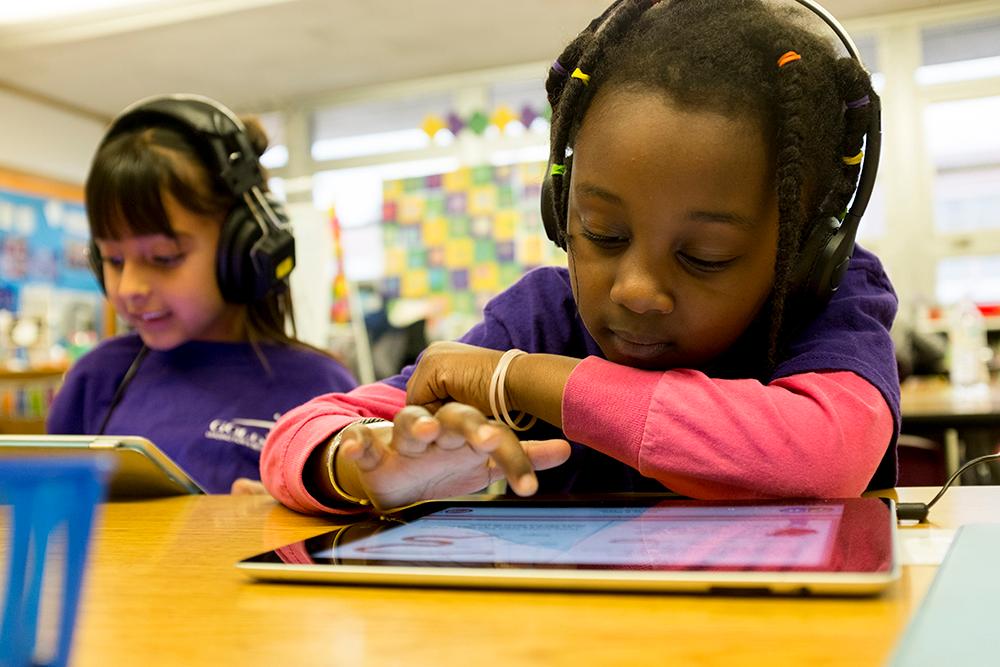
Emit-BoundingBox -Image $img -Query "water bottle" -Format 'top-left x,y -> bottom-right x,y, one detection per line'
948,297 -> 990,393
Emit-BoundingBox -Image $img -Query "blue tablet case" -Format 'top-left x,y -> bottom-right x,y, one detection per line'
889,523 -> 1000,666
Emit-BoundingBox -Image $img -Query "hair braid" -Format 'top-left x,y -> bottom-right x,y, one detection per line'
822,57 -> 878,218
546,0 -> 656,245
768,53 -> 810,363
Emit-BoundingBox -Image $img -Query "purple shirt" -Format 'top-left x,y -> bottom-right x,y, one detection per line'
47,333 -> 357,493
384,246 -> 900,491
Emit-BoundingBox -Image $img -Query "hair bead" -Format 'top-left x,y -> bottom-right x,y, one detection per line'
841,150 -> 864,165
552,60 -> 568,76
571,68 -> 591,85
777,51 -> 802,67
846,95 -> 870,109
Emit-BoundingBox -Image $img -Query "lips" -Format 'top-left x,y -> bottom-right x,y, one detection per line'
611,329 -> 669,347
607,328 -> 674,363
129,310 -> 170,324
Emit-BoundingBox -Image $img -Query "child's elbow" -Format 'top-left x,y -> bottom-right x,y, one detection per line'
792,428 -> 893,498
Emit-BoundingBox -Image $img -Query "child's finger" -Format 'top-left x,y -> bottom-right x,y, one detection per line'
470,426 -> 540,497
339,424 -> 389,472
391,405 -> 440,456
523,439 -> 572,471
433,402 -> 499,451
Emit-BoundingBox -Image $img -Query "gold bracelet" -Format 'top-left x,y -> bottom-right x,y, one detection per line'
325,418 -> 390,506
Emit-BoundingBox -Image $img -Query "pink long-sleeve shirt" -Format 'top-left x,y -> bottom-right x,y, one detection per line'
261,361 -> 892,515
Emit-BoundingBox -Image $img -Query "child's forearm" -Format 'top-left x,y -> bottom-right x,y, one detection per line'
562,357 -> 893,498
505,353 -> 581,428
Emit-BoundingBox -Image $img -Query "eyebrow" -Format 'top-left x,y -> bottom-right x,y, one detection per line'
687,210 -> 758,230
574,183 -> 625,207
576,182 -> 758,230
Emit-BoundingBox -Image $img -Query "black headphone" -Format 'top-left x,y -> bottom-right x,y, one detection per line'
88,93 -> 296,304
540,0 -> 881,308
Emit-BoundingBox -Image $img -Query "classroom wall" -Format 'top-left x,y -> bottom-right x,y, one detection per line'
0,89 -> 106,183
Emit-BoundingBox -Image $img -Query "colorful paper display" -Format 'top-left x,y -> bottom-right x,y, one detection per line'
381,162 -> 563,326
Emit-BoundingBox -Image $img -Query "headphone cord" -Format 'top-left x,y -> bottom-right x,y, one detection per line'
96,345 -> 149,436
896,451 -> 1000,522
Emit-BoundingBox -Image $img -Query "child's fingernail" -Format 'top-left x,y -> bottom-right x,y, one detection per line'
477,424 -> 499,442
516,474 -> 537,496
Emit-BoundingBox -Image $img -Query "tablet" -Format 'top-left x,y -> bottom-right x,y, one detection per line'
0,435 -> 205,498
238,496 -> 899,595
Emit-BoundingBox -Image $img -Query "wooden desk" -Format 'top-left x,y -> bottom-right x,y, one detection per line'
900,377 -> 1000,480
3,487 -> 988,666
901,376 -> 1000,425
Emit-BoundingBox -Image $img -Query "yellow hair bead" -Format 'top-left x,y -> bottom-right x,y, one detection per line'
842,150 -> 864,165
550,164 -> 567,176
571,68 -> 591,85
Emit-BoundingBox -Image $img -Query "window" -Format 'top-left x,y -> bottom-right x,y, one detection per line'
255,111 -> 287,169
924,96 -> 1000,234
917,17 -> 1000,85
936,254 -> 1000,304
311,94 -> 453,162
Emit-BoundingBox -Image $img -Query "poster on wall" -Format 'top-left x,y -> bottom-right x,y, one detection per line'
0,188 -> 99,304
380,162 -> 564,337
0,186 -> 103,362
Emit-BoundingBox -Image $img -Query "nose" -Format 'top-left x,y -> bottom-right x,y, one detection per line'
114,261 -> 152,302
609,253 -> 674,315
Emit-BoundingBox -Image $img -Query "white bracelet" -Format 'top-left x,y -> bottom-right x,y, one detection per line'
488,349 -> 537,431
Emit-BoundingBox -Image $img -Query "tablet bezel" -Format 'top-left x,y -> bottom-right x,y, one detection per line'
238,495 -> 899,595
0,435 -> 205,498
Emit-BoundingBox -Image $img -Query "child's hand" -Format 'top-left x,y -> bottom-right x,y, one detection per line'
229,478 -> 271,496
336,402 -> 570,511
406,341 -> 502,414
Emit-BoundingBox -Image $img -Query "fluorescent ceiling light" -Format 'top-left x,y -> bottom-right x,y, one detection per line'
0,0 -> 155,24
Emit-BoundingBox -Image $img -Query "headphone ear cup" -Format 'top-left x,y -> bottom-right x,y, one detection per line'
792,216 -> 855,306
88,241 -> 106,294
216,197 -> 297,304
216,205 -> 262,303
540,155 -> 572,250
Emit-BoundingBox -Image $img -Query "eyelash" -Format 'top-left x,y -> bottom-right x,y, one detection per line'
679,254 -> 736,273
152,254 -> 184,267
579,228 -> 628,248
100,254 -> 185,269
577,223 -> 736,273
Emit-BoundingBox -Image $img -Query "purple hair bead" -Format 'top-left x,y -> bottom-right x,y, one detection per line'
846,95 -> 870,109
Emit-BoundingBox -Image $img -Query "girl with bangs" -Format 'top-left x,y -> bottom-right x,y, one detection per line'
47,95 -> 356,494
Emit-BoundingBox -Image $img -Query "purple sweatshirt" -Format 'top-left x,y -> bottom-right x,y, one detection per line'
262,246 -> 900,513
47,333 -> 356,493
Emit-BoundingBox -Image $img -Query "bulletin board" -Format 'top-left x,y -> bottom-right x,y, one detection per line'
0,166 -> 104,364
0,167 -> 100,310
380,162 -> 564,328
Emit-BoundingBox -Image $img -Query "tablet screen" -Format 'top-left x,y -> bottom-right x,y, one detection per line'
285,498 -> 893,574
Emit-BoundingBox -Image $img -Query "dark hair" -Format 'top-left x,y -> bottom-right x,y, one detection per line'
545,0 -> 877,370
84,116 -> 320,361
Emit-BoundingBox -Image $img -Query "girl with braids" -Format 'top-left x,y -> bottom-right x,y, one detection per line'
261,0 -> 899,514
47,95 -> 356,494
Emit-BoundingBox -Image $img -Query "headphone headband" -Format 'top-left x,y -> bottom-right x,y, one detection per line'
790,0 -> 882,234
102,94 -> 263,197
540,0 -> 881,308
90,94 -> 295,303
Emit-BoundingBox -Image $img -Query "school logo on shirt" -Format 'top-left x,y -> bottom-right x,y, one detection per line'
205,417 -> 276,451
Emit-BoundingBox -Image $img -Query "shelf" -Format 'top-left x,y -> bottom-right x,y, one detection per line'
916,315 -> 1000,335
